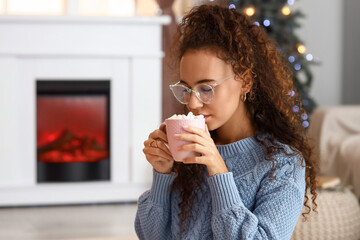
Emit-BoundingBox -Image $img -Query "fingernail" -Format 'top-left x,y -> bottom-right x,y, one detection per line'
174,134 -> 180,138
183,125 -> 189,129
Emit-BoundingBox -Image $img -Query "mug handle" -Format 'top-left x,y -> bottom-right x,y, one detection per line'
159,121 -> 170,150
159,121 -> 167,134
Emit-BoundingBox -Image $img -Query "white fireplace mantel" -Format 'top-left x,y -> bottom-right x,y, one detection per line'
0,15 -> 170,206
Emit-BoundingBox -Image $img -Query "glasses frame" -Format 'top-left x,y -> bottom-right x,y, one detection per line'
169,73 -> 235,104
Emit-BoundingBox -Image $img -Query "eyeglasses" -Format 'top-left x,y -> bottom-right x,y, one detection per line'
169,73 -> 235,104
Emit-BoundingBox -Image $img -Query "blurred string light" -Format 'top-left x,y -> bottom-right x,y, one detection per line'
229,4 -> 236,9
294,63 -> 301,70
254,21 -> 260,26
244,6 -> 255,16
301,113 -> 308,120
288,56 -> 295,63
302,99 -> 309,106
287,0 -> 295,5
263,19 -> 271,27
306,53 -> 313,61
293,105 -> 300,112
302,121 -> 309,128
281,6 -> 291,16
288,90 -> 295,97
297,44 -> 306,54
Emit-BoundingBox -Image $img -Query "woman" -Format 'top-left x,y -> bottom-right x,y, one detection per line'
136,3 -> 317,240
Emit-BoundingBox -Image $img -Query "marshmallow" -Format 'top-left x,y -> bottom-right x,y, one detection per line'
168,111 -> 204,119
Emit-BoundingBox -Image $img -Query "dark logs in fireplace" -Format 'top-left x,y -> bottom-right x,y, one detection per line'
36,81 -> 110,182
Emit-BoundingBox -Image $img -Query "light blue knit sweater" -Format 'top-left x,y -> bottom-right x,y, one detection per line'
135,134 -> 306,240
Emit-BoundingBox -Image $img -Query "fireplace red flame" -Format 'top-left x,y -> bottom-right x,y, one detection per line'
37,97 -> 109,163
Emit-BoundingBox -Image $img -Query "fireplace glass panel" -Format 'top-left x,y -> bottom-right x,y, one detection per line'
36,81 -> 110,182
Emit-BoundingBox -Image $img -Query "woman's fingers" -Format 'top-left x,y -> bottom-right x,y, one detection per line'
157,140 -> 172,155
183,156 -> 206,165
143,127 -> 174,174
175,132 -> 212,148
143,139 -> 171,155
145,152 -> 170,162
148,129 -> 168,143
183,125 -> 211,139
143,139 -> 153,148
179,143 -> 211,156
143,145 -> 173,162
179,143 -> 214,165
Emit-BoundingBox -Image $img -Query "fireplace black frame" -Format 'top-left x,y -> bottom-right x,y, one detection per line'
36,80 -> 111,183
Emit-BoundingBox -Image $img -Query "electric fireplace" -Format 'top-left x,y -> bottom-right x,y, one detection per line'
0,15 -> 168,206
37,81 -> 110,182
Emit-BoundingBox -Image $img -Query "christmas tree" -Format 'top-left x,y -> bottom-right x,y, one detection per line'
209,0 -> 318,128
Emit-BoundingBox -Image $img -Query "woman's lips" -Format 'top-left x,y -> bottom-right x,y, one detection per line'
194,113 -> 210,119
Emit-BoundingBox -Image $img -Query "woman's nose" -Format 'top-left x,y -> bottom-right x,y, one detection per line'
187,91 -> 203,110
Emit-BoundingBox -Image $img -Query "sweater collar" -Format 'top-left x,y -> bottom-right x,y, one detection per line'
215,133 -> 260,158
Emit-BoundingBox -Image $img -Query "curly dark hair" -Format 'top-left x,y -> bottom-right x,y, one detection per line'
168,2 -> 318,233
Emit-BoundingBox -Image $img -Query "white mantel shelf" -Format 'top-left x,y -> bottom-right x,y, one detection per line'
0,15 -> 171,58
0,15 -> 171,24
0,15 -> 168,206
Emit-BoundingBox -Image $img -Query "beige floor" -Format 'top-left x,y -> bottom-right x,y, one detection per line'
0,203 -> 138,240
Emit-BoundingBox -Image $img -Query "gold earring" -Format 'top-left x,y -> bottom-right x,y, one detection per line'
240,93 -> 247,102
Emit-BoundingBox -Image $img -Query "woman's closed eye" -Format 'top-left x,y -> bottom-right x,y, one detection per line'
200,87 -> 212,93
198,85 -> 212,93
184,88 -> 191,93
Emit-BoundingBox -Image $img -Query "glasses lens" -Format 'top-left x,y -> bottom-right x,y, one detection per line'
171,85 -> 191,104
195,84 -> 214,104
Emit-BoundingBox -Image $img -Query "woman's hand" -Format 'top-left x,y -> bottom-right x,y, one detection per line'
143,125 -> 174,174
175,124 -> 228,176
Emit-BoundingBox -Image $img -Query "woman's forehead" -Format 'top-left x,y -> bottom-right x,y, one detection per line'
180,49 -> 224,66
180,49 -> 232,84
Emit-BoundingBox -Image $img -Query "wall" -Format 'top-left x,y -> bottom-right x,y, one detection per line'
295,0 -> 344,106
342,0 -> 360,104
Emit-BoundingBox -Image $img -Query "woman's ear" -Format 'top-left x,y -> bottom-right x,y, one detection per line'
239,70 -> 253,93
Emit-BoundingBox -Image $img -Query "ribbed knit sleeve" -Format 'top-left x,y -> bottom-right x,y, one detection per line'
135,169 -> 176,240
149,169 -> 176,205
207,172 -> 243,212
208,155 -> 306,240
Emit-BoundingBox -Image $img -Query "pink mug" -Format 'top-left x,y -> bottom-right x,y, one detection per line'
160,118 -> 205,162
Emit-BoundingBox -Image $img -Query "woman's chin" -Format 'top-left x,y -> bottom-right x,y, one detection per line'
206,122 -> 215,131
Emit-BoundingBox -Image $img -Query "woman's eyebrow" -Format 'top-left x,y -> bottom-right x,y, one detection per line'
179,79 -> 216,84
